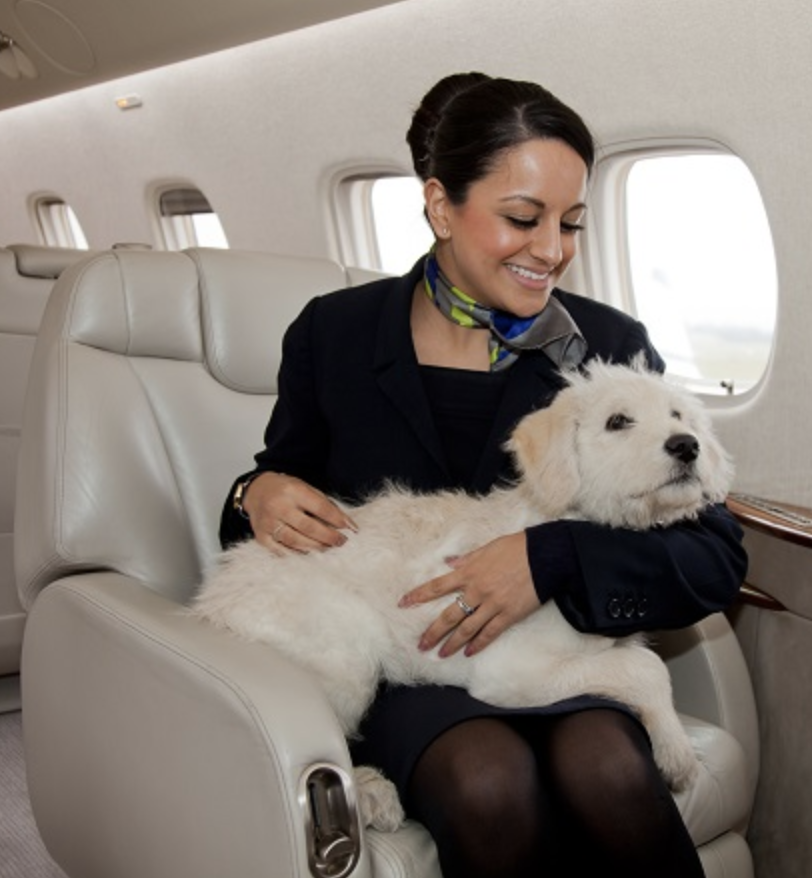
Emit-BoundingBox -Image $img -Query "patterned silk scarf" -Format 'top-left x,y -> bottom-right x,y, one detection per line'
423,252 -> 587,371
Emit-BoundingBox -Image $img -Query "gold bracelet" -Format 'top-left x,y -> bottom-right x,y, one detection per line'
233,474 -> 259,519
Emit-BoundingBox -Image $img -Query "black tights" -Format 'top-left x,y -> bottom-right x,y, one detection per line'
405,709 -> 704,878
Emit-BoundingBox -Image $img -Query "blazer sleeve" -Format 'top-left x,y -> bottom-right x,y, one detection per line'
526,504 -> 747,635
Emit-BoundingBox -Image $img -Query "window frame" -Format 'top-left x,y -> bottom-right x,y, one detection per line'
32,195 -> 89,248
582,138 -> 776,399
330,165 -> 425,271
153,184 -> 228,250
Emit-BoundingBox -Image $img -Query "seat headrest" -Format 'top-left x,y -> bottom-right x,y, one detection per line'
0,247 -> 58,334
52,248 -> 350,395
188,248 -> 348,394
8,244 -> 98,279
57,250 -> 203,361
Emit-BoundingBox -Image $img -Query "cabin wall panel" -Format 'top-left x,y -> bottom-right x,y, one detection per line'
1,0 -> 812,505
732,602 -> 812,878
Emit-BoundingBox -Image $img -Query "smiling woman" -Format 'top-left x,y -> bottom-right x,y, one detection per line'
217,71 -> 745,878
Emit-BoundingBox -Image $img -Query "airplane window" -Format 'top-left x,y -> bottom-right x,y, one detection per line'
157,186 -> 228,250
370,176 -> 433,274
35,197 -> 89,249
624,153 -> 776,395
335,173 -> 432,274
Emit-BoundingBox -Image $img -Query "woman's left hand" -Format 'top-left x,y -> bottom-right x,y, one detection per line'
398,532 -> 541,657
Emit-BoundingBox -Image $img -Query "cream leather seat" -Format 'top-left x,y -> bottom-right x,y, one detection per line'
15,247 -> 758,878
0,244 -> 95,687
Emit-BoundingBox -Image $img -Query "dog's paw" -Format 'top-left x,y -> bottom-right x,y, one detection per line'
654,734 -> 701,792
353,765 -> 405,832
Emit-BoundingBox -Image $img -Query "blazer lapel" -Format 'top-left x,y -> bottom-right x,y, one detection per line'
373,265 -> 449,476
472,350 -> 568,492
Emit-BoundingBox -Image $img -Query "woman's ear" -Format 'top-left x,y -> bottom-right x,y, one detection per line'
424,178 -> 451,239
506,388 -> 581,518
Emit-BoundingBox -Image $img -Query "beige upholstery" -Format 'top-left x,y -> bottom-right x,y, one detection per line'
0,244 -> 94,680
16,248 -> 758,878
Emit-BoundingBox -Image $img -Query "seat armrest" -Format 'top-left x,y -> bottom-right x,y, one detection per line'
22,572 -> 372,878
655,612 -> 759,807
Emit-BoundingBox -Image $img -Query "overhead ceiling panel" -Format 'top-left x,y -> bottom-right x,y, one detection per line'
0,0 -> 409,111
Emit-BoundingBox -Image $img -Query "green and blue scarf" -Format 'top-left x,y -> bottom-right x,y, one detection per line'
424,252 -> 586,371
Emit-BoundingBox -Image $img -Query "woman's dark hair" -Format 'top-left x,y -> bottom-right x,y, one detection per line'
406,72 -> 595,203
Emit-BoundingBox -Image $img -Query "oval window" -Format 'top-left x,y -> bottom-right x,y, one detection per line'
624,153 -> 776,395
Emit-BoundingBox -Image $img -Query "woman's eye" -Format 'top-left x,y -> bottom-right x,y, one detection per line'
507,216 -> 538,229
606,413 -> 634,431
562,221 -> 585,234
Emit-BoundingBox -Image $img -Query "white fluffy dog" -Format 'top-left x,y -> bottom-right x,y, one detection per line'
193,359 -> 733,829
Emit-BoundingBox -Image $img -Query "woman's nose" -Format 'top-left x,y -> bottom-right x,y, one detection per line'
528,220 -> 563,266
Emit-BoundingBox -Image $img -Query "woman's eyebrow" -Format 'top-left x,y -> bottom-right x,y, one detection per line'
500,194 -> 588,214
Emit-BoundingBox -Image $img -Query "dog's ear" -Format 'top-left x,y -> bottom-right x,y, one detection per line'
507,387 -> 581,517
699,424 -> 736,502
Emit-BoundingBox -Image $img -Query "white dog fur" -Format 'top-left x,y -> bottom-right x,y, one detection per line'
193,359 -> 734,830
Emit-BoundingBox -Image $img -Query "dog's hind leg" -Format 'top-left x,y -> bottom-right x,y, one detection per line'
569,646 -> 700,791
470,644 -> 698,791
353,765 -> 405,830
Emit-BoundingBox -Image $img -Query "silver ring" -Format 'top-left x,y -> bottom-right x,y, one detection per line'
271,522 -> 286,542
455,592 -> 476,617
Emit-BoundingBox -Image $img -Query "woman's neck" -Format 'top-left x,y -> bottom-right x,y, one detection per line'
410,282 -> 491,371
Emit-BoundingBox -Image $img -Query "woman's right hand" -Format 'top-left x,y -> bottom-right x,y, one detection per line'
241,471 -> 358,554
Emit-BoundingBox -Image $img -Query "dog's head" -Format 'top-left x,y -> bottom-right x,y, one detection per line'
506,357 -> 734,529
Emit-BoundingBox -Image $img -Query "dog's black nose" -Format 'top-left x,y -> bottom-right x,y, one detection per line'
665,433 -> 699,463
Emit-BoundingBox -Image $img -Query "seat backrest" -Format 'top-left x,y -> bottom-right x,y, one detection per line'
0,244 -> 94,675
14,247 -> 353,609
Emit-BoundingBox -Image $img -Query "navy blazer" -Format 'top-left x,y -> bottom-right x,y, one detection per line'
220,258 -> 747,636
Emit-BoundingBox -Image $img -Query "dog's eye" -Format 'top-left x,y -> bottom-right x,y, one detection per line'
671,410 -> 682,421
606,413 -> 634,431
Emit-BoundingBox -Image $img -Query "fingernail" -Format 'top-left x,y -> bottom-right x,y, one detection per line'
418,637 -> 431,652
398,596 -> 410,608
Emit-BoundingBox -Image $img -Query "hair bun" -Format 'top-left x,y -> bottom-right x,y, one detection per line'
406,72 -> 491,180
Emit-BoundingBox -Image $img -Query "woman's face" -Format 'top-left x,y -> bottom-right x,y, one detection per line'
427,138 -> 588,317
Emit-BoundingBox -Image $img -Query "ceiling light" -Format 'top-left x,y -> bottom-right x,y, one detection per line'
115,94 -> 143,110
0,29 -> 38,79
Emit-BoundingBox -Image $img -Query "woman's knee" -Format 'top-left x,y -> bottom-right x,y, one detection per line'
545,709 -> 662,804
455,745 -> 540,820
408,717 -> 542,821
